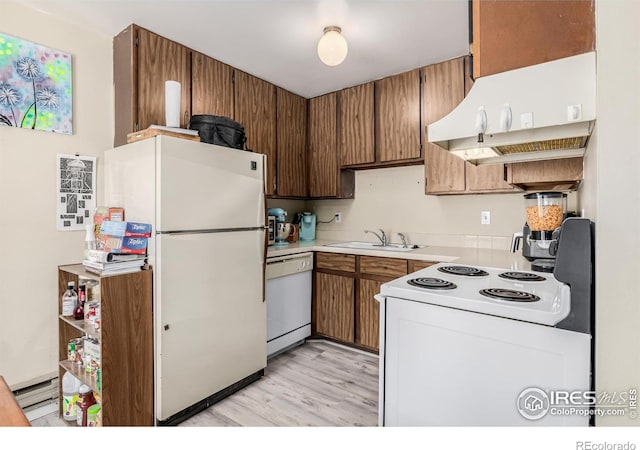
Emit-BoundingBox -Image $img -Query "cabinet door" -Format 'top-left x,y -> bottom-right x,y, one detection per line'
339,82 -> 375,166
408,259 -> 437,273
234,71 -> 277,195
308,93 -> 339,197
375,69 -> 422,162
137,28 -> 191,130
423,58 -> 466,194
466,164 -> 518,192
472,0 -> 595,79
276,88 -> 307,197
462,57 -> 517,193
357,279 -> 382,350
191,52 -> 234,118
506,157 -> 584,191
315,272 -> 354,343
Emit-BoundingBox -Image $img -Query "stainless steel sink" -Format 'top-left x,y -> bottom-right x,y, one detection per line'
324,241 -> 423,252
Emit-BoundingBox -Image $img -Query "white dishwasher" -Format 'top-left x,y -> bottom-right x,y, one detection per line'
266,252 -> 313,358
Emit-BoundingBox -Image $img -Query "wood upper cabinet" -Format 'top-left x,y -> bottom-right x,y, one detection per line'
315,272 -> 355,343
423,56 -> 518,195
506,157 -> 584,191
308,93 -> 355,198
423,57 -> 466,194
309,93 -> 337,197
339,82 -> 375,166
114,25 -> 191,146
375,69 -> 422,162
234,71 -> 277,195
462,58 -> 518,194
191,52 -> 234,118
276,88 -> 307,197
472,0 -> 595,79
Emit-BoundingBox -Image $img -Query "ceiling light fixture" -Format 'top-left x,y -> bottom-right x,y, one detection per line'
317,26 -> 348,66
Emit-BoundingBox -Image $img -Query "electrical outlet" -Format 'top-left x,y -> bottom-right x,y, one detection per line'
481,211 -> 491,225
335,212 -> 342,223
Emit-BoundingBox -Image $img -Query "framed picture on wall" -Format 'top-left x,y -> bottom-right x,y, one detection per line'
0,32 -> 72,134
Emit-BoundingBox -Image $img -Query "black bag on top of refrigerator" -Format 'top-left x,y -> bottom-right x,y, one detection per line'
188,115 -> 250,151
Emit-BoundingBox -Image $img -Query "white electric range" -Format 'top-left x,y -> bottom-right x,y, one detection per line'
377,219 -> 594,427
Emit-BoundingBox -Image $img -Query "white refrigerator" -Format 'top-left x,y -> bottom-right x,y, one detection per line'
104,135 -> 267,425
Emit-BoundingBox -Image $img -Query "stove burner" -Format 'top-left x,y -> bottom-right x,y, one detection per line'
499,271 -> 546,282
479,288 -> 540,302
407,278 -> 457,290
437,266 -> 489,277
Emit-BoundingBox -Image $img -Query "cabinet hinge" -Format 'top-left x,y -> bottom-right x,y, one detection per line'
135,37 -> 139,47
135,123 -> 140,132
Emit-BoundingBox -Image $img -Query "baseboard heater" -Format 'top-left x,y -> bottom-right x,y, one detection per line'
11,372 -> 59,409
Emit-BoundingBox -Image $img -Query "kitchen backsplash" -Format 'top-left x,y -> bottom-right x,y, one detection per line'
306,165 -> 578,250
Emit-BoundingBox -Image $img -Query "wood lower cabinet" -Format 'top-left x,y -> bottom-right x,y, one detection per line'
114,25 -> 191,147
356,279 -> 382,349
339,82 -> 375,166
234,71 -> 277,195
315,272 -> 355,343
276,88 -> 307,197
472,0 -> 595,79
375,69 -> 422,163
313,253 -> 437,352
191,52 -> 234,118
58,265 -> 153,426
407,259 -> 437,273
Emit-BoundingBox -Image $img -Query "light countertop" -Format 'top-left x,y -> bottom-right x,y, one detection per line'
267,239 -> 532,271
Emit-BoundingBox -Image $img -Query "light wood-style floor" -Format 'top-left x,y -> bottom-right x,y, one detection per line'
30,340 -> 379,427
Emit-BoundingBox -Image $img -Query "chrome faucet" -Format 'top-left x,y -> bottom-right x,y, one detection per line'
398,232 -> 408,248
365,229 -> 387,247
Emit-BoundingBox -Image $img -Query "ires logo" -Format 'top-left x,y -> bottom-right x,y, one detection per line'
517,387 -> 635,420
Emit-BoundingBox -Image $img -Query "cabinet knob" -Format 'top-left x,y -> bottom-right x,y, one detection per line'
164,324 -> 170,331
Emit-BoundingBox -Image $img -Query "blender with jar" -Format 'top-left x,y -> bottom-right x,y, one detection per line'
522,192 -> 567,272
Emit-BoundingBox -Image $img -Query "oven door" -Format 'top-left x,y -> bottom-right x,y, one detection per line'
381,296 -> 591,426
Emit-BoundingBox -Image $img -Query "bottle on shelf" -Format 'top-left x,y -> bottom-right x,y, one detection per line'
61,281 -> 78,318
76,384 -> 96,427
85,223 -> 96,252
73,285 -> 86,320
61,372 -> 81,422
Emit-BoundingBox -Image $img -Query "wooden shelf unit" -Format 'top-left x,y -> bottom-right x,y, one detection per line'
57,264 -> 153,426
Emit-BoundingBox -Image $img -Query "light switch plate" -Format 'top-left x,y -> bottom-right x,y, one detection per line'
481,211 -> 491,225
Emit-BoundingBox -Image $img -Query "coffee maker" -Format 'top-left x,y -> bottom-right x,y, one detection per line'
522,192 -> 567,272
298,212 -> 316,241
267,207 -> 288,246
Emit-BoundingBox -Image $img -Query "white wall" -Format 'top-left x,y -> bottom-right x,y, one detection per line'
587,0 -> 640,426
310,165 -> 577,249
0,3 -> 112,386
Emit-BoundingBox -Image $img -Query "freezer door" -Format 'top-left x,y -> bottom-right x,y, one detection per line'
156,136 -> 266,231
155,229 -> 266,421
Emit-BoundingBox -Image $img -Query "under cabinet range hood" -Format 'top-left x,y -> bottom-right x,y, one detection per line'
428,52 -> 596,165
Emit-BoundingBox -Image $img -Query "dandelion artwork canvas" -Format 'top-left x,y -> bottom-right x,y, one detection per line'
0,32 -> 72,134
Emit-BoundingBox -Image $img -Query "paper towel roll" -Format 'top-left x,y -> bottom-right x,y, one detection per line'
165,80 -> 181,128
